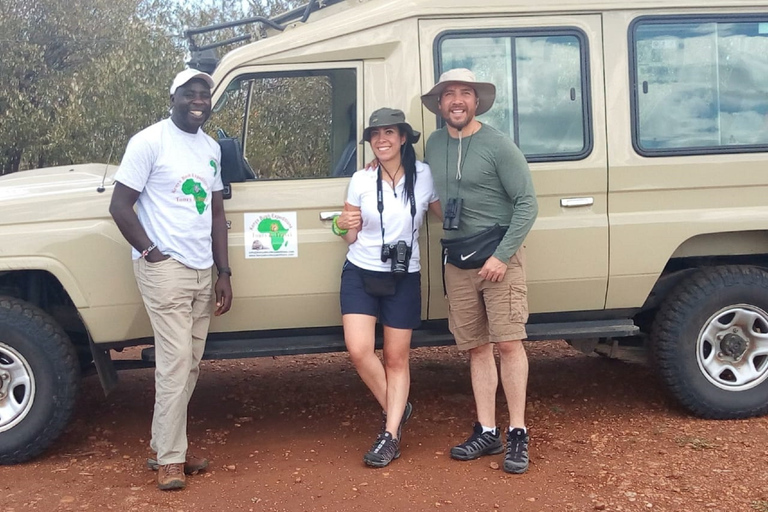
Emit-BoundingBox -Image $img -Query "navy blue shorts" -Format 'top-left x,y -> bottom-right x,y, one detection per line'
340,260 -> 421,329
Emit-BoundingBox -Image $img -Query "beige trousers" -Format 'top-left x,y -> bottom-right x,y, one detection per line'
134,257 -> 214,465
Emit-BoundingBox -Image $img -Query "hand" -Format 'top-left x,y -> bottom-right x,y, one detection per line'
214,274 -> 233,316
145,249 -> 170,263
365,158 -> 378,171
478,256 -> 508,282
337,201 -> 362,230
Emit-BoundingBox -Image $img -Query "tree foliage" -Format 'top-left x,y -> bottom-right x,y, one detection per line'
0,0 -> 301,174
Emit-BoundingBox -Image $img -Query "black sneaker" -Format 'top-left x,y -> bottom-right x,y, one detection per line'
398,401 -> 413,440
504,428 -> 529,474
450,422 -> 503,461
380,401 -> 413,439
363,431 -> 400,468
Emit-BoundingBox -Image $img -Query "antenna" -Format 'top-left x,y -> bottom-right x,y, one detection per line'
96,142 -> 116,193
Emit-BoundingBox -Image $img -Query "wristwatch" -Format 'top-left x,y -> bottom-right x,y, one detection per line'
218,266 -> 232,277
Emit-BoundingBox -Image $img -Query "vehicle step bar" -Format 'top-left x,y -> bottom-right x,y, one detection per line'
139,319 -> 638,362
527,319 -> 638,340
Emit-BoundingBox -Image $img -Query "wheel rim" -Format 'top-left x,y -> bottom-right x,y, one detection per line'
697,304 -> 768,391
0,342 -> 36,432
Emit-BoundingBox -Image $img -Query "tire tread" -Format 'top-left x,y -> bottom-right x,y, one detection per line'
0,296 -> 79,465
651,265 -> 768,419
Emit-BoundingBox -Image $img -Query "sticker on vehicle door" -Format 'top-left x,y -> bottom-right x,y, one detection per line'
244,212 -> 298,259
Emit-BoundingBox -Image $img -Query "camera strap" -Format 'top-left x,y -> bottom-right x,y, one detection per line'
377,165 -> 416,254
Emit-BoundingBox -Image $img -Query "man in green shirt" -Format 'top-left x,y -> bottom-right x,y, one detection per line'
421,68 -> 538,474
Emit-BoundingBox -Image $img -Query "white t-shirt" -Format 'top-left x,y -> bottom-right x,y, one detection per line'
346,160 -> 439,272
114,118 -> 223,270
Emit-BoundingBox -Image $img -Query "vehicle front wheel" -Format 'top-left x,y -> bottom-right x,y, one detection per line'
651,265 -> 768,419
0,296 -> 79,464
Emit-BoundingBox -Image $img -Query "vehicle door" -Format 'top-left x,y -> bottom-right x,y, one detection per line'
418,15 -> 609,318
206,63 -> 362,332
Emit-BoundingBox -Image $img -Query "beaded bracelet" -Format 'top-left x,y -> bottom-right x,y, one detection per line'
332,216 -> 349,236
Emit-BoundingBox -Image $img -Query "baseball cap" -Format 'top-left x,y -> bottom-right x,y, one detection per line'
169,68 -> 214,95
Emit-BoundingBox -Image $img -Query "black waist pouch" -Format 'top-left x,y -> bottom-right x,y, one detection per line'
440,224 -> 507,270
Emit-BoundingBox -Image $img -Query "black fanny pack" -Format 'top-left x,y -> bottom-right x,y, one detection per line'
440,224 -> 507,270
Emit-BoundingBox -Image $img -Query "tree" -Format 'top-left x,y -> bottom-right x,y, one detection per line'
0,0 -> 306,174
0,0 -> 181,174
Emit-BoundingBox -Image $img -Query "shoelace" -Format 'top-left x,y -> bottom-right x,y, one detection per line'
165,463 -> 184,476
371,434 -> 398,455
506,435 -> 528,459
463,431 -> 496,449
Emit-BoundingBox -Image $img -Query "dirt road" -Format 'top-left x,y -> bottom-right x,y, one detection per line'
2,341 -> 767,512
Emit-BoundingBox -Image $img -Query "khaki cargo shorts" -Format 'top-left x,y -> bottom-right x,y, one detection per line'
445,248 -> 529,351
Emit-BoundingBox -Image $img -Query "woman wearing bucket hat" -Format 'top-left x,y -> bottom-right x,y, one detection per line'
334,108 -> 441,468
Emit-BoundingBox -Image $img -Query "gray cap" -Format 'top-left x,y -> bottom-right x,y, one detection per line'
362,108 -> 420,144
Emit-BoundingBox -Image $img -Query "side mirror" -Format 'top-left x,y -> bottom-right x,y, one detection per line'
218,135 -> 255,199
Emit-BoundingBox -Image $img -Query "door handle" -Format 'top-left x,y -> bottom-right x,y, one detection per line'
320,211 -> 342,220
560,197 -> 594,208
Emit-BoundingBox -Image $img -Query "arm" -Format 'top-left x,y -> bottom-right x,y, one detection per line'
420,161 -> 442,221
479,143 -> 538,282
336,201 -> 361,244
429,200 -> 443,221
109,182 -> 167,263
211,190 -> 232,316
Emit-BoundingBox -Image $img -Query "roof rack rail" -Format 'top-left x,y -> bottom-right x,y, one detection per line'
184,0 -> 346,54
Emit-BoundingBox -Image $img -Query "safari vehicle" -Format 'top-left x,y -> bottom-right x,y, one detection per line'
2,0 -> 768,464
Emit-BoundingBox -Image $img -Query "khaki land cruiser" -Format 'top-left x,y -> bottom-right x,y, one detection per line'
2,0 -> 768,464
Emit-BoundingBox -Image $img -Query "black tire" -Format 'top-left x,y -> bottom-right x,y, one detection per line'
651,266 -> 768,419
0,296 -> 79,464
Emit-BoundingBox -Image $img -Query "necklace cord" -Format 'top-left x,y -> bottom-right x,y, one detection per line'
445,128 -> 476,202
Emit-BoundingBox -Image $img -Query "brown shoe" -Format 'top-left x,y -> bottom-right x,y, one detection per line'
148,454 -> 209,475
183,453 -> 209,474
157,463 -> 185,490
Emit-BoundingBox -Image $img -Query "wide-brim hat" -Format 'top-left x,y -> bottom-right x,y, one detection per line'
421,68 -> 496,116
362,107 -> 420,144
170,68 -> 214,95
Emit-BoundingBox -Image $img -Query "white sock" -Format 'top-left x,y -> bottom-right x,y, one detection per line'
509,426 -> 527,433
480,424 -> 497,434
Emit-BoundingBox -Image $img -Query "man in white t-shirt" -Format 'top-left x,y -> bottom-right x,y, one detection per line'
109,68 -> 233,491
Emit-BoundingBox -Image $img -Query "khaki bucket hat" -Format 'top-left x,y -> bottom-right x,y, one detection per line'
421,68 -> 496,116
362,108 -> 421,144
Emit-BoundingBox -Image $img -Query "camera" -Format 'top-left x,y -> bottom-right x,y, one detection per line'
381,240 -> 412,275
443,197 -> 462,230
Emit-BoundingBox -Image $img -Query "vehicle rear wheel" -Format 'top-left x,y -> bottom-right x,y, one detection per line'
0,296 -> 79,464
651,265 -> 768,419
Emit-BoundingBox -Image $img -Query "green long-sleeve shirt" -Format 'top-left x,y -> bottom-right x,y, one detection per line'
426,124 -> 538,261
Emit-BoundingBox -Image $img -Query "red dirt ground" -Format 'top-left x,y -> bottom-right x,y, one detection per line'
2,341 -> 768,512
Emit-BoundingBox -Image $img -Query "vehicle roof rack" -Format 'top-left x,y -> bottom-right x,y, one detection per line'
184,0 -> 347,54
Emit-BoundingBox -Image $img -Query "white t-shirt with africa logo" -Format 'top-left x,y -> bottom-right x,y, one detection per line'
115,118 -> 223,270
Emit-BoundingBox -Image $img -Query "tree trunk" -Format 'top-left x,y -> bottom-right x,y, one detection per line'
2,148 -> 22,175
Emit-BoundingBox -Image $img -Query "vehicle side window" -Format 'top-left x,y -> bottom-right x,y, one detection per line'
210,68 -> 357,179
438,29 -> 591,162
631,17 -> 768,155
